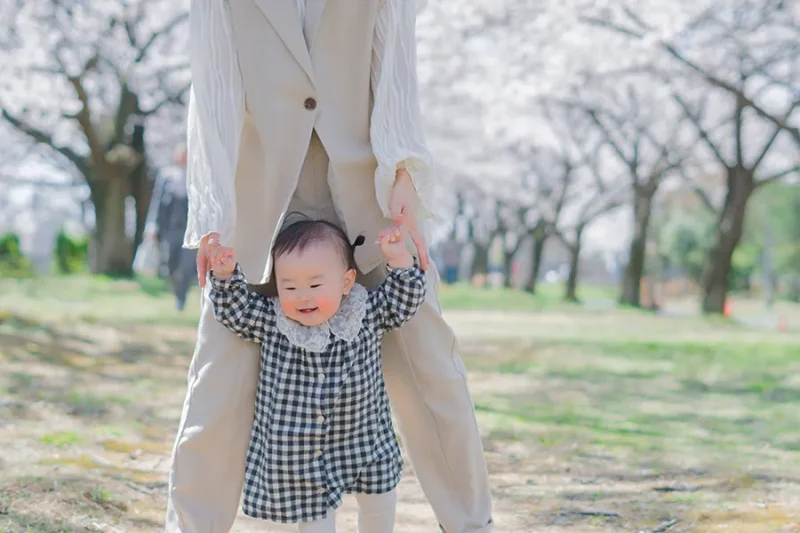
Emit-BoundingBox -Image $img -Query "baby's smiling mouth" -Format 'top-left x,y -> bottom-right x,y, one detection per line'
298,307 -> 318,314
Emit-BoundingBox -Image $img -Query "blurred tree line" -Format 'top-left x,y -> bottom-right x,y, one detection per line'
0,0 -> 798,316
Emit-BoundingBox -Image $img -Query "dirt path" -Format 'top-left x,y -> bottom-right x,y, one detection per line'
2,312 -> 800,532
0,316 -> 526,532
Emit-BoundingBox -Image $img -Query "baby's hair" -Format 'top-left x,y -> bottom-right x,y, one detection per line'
272,216 -> 364,271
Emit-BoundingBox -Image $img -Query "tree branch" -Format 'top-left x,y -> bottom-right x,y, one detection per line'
584,14 -> 800,148
140,81 -> 191,116
134,13 -> 189,63
662,43 -> 800,147
757,165 -> 800,186
678,166 -> 717,214
553,227 -> 577,254
1,109 -> 88,176
579,15 -> 645,39
585,109 -> 635,174
673,94 -> 730,167
752,125 -> 784,172
734,96 -> 745,168
67,75 -> 106,171
621,6 -> 654,32
580,192 -> 624,225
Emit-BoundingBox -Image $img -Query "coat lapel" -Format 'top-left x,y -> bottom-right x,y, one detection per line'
302,0 -> 328,52
252,0 -> 315,82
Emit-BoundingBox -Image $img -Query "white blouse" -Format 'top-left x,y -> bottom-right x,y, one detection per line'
184,0 -> 436,248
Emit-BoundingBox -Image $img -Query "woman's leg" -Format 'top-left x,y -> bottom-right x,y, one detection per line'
165,289 -> 261,532
298,512 -> 336,533
360,265 -> 494,533
165,130 -> 336,533
355,490 -> 397,533
285,131 -> 339,224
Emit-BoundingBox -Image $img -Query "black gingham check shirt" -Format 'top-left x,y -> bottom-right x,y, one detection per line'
209,260 -> 426,523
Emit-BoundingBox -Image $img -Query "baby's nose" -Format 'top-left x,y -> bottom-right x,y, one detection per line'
297,291 -> 313,302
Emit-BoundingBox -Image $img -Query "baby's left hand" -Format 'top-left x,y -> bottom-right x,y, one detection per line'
377,225 -> 414,269
207,239 -> 236,280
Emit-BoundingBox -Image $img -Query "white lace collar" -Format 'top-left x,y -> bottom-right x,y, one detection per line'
272,284 -> 368,352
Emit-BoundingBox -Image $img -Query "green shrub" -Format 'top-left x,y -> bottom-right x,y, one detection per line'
0,233 -> 34,278
55,231 -> 90,274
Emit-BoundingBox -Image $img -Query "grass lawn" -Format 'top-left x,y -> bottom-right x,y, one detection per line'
1,275 -> 799,532
0,274 -> 618,324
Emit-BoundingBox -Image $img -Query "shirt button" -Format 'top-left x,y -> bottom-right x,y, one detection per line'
317,487 -> 326,494
316,415 -> 325,424
304,97 -> 317,110
314,449 -> 323,457
318,373 -> 325,381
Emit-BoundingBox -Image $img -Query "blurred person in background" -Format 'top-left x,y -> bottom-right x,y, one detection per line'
439,237 -> 461,285
155,144 -> 197,311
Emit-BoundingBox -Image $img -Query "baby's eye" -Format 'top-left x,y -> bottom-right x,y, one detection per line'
310,284 -> 322,289
285,287 -> 296,291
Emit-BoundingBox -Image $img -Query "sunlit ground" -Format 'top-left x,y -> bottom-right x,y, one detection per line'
1,276 -> 799,532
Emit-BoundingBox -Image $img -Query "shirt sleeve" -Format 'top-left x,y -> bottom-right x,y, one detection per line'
183,0 -> 245,249
209,263 -> 276,344
368,259 -> 427,333
370,0 -> 436,221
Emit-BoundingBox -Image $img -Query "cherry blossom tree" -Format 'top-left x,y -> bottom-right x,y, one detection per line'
421,0 -> 797,311
503,141 -> 576,294
551,77 -> 692,307
0,0 -> 189,275
548,139 -> 624,303
420,1 -> 668,302
583,0 -> 800,313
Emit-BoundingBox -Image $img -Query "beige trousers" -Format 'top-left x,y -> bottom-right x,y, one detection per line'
165,134 -> 493,533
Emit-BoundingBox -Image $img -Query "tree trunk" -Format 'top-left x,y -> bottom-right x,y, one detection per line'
470,243 -> 490,286
129,122 -> 153,258
565,225 -> 584,302
131,165 -> 152,259
788,277 -> 800,303
502,249 -> 515,288
90,177 -> 133,276
701,166 -> 754,314
619,189 -> 655,307
524,230 -> 547,293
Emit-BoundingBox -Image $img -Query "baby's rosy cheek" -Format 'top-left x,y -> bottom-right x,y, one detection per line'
316,297 -> 339,316
279,300 -> 295,316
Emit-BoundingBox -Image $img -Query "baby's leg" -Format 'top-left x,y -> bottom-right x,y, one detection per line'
298,512 -> 336,533
355,490 -> 397,533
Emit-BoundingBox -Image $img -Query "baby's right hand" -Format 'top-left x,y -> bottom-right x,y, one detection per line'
207,237 -> 236,280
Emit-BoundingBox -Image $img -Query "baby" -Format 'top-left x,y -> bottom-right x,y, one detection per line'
206,219 -> 426,533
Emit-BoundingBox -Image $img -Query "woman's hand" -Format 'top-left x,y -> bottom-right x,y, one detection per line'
388,168 -> 429,271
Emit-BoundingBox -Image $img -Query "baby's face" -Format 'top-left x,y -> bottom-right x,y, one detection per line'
273,242 -> 356,327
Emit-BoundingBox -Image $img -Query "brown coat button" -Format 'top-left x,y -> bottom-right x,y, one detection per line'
304,97 -> 317,110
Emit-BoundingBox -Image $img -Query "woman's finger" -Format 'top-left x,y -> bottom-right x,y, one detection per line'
406,222 -> 429,271
390,205 -> 405,224
197,251 -> 209,287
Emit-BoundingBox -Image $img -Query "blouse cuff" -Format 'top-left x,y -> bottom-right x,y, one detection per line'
184,226 -> 235,250
375,156 -> 436,221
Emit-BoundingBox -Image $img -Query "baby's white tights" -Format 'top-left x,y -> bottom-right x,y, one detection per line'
297,490 -> 397,533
